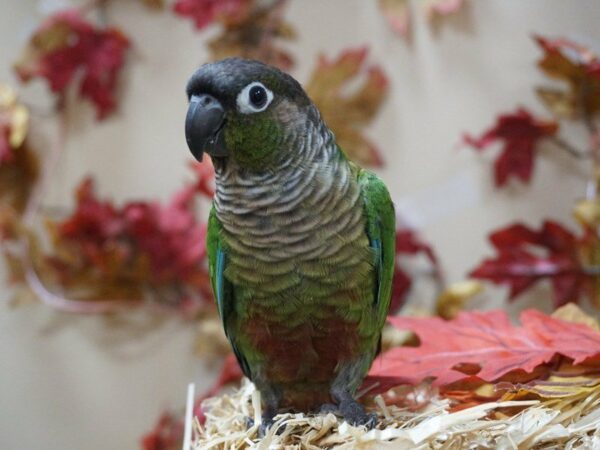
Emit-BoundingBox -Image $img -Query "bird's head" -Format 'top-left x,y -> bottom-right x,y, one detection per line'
185,58 -> 314,170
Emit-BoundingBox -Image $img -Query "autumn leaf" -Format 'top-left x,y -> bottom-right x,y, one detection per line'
14,9 -> 130,120
174,0 -> 295,70
0,85 -> 29,163
0,85 -> 38,215
367,309 -> 600,391
469,221 -> 590,308
534,35 -> 600,119
436,280 -> 483,320
463,108 -> 558,187
306,47 -> 388,167
392,228 -> 441,314
552,302 -> 600,331
501,362 -> 600,400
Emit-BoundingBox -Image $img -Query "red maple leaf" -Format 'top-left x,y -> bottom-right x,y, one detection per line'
123,185 -> 207,284
15,9 -> 130,119
463,108 -> 558,187
470,221 -> 587,307
58,178 -> 129,273
366,309 -> 600,391
392,228 -> 441,314
60,178 -> 124,238
172,0 -> 250,29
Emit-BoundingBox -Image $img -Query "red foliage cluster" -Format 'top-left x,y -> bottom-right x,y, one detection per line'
45,166 -> 214,313
15,9 -> 130,119
470,221 -> 593,308
392,229 -> 441,313
463,108 -> 558,187
59,179 -> 206,284
173,0 -> 250,29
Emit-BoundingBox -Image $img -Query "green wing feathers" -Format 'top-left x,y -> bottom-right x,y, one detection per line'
206,206 -> 227,328
207,206 -> 252,378
358,169 -> 396,331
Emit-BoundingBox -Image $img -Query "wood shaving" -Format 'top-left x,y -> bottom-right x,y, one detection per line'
193,380 -> 600,449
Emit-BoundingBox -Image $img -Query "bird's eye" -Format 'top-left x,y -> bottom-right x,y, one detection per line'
249,85 -> 267,108
237,81 -> 273,114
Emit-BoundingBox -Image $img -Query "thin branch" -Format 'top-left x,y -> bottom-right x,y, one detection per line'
476,265 -> 600,278
579,80 -> 600,166
548,136 -> 590,159
18,103 -> 141,314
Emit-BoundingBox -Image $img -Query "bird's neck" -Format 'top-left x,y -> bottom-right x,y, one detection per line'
212,122 -> 364,263
213,120 -> 348,215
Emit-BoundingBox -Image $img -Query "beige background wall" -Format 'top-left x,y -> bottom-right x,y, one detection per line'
1,1 -> 599,449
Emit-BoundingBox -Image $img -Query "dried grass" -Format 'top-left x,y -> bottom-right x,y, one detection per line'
193,380 -> 600,450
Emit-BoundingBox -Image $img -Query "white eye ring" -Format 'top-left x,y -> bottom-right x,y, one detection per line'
236,81 -> 273,114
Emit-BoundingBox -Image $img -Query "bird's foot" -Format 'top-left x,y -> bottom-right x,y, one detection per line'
258,417 -> 275,438
339,399 -> 377,429
318,400 -> 377,429
244,416 -> 255,429
318,403 -> 338,415
244,416 -> 273,437
247,415 -> 285,438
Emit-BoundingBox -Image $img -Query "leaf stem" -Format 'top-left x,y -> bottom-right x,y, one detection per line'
548,136 -> 590,159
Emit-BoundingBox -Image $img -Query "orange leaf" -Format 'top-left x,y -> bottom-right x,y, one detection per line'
306,48 -> 389,167
534,35 -> 600,118
367,309 -> 600,389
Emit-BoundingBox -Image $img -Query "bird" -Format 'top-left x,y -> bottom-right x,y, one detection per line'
184,57 -> 395,432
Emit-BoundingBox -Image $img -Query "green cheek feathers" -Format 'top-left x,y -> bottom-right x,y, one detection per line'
224,113 -> 284,169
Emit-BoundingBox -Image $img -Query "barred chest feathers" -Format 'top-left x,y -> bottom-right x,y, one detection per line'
212,123 -> 373,294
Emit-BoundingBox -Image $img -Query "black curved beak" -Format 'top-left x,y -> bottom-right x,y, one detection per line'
185,94 -> 227,161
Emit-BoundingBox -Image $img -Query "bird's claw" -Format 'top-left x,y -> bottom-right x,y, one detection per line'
246,416 -> 285,438
339,400 -> 378,429
258,419 -> 274,438
318,403 -> 338,414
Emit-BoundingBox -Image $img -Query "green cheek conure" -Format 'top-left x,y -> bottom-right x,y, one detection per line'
184,58 -> 395,431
